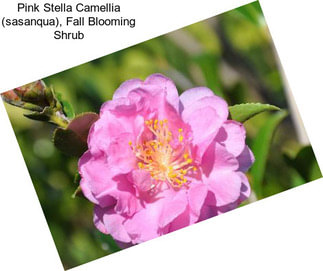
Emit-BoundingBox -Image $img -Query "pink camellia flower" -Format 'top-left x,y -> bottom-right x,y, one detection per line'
79,74 -> 254,245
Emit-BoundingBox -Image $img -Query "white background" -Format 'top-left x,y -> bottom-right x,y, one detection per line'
1,0 -> 323,270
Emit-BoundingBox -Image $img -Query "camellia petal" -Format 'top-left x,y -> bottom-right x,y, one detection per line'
79,151 -> 114,204
181,92 -> 229,123
93,205 -> 109,234
101,207 -> 132,243
188,182 -> 208,218
206,170 -> 242,207
179,87 -> 214,111
107,133 -> 137,174
159,189 -> 188,227
168,206 -> 194,232
237,146 -> 255,172
113,73 -> 179,112
143,74 -> 180,111
237,171 -> 251,202
123,197 -> 166,243
113,79 -> 143,100
216,120 -> 246,157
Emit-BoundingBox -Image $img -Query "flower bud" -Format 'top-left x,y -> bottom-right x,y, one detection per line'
2,90 -> 22,105
1,80 -> 51,112
14,80 -> 49,108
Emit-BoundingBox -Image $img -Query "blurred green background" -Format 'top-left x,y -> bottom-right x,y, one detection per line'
4,1 -> 321,269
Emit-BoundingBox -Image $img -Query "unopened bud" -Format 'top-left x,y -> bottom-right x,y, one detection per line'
1,79 -> 69,127
2,90 -> 22,105
14,80 -> 49,108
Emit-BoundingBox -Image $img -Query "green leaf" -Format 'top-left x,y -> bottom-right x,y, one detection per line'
55,92 -> 75,119
250,110 -> 288,198
229,103 -> 280,122
62,100 -> 75,119
52,112 -> 99,157
283,146 -> 322,182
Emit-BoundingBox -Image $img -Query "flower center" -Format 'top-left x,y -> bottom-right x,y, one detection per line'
129,119 -> 196,189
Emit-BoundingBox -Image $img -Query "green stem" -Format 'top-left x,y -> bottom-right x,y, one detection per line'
50,113 -> 69,128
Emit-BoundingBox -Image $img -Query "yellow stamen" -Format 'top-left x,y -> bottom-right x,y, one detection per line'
131,118 -> 195,189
